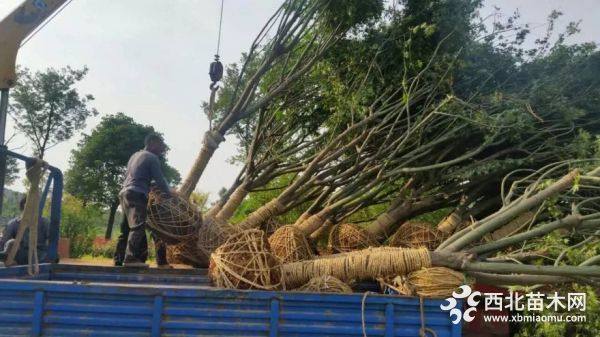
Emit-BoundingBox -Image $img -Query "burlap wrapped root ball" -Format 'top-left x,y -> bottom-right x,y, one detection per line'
209,229 -> 283,290
147,190 -> 202,244
294,275 -> 352,294
268,225 -> 314,263
166,236 -> 208,267
392,267 -> 466,298
387,221 -> 443,250
328,223 -> 379,253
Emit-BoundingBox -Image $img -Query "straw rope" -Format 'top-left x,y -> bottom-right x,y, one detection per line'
294,275 -> 352,293
238,199 -> 286,230
197,217 -> 240,259
282,247 -> 431,288
262,217 -> 283,235
437,211 -> 462,234
166,235 -> 208,267
328,223 -> 379,253
392,267 -> 466,298
209,229 -> 283,290
388,222 -> 444,250
215,185 -> 248,221
147,191 -> 202,244
5,159 -> 44,275
268,225 -> 314,263
203,130 -> 226,150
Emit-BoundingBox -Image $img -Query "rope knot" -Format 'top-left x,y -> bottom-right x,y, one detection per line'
203,130 -> 225,150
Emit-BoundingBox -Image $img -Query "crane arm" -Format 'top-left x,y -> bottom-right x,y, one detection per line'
0,0 -> 67,89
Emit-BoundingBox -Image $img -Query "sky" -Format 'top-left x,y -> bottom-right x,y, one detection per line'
0,0 -> 598,201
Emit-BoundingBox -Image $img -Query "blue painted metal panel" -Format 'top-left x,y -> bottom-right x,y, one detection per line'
0,264 -> 460,337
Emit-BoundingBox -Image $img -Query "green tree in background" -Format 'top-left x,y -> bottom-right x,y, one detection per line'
9,66 -> 98,158
65,113 -> 181,239
5,157 -> 19,185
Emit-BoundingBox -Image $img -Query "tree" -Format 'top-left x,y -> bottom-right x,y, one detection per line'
65,113 -> 181,239
5,156 -> 18,186
178,0 -> 383,198
9,66 -> 98,158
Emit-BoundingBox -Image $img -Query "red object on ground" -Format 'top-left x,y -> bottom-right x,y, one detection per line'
463,284 -> 511,337
57,237 -> 70,259
93,236 -> 109,246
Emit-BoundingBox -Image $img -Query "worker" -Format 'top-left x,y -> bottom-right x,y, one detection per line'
114,133 -> 175,268
0,196 -> 49,265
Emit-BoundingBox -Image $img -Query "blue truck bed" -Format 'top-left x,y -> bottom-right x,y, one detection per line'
0,263 -> 460,337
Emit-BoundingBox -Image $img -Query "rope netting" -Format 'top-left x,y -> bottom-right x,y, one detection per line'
209,229 -> 283,290
166,235 -> 208,267
294,275 -> 352,293
147,190 -> 202,244
328,223 -> 379,253
387,222 -> 444,250
197,217 -> 240,260
268,225 -> 314,263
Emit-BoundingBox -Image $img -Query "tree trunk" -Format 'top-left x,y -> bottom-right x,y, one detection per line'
179,131 -> 225,199
366,196 -> 446,242
104,199 -> 119,239
295,209 -> 331,235
309,219 -> 333,241
281,247 -> 469,288
237,199 -> 286,230
215,184 -> 249,222
440,169 -> 578,252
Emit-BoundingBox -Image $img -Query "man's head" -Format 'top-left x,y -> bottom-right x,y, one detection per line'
19,196 -> 26,211
144,133 -> 167,156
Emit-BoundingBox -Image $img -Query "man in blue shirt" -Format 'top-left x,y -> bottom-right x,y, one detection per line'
0,196 -> 49,265
114,133 -> 175,268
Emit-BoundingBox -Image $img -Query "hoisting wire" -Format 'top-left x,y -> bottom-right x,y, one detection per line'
216,0 -> 224,57
208,0 -> 225,130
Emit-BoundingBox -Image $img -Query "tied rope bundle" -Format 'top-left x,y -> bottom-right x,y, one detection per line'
4,159 -> 44,275
147,190 -> 202,244
282,247 -> 431,289
392,267 -> 466,298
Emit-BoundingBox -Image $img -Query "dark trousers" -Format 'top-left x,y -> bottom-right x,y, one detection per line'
114,190 -> 167,265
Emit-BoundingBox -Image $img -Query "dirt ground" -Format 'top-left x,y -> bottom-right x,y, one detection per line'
61,257 -> 194,269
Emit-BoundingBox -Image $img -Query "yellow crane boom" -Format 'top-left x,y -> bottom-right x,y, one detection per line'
0,0 -> 67,89
0,0 -> 67,214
